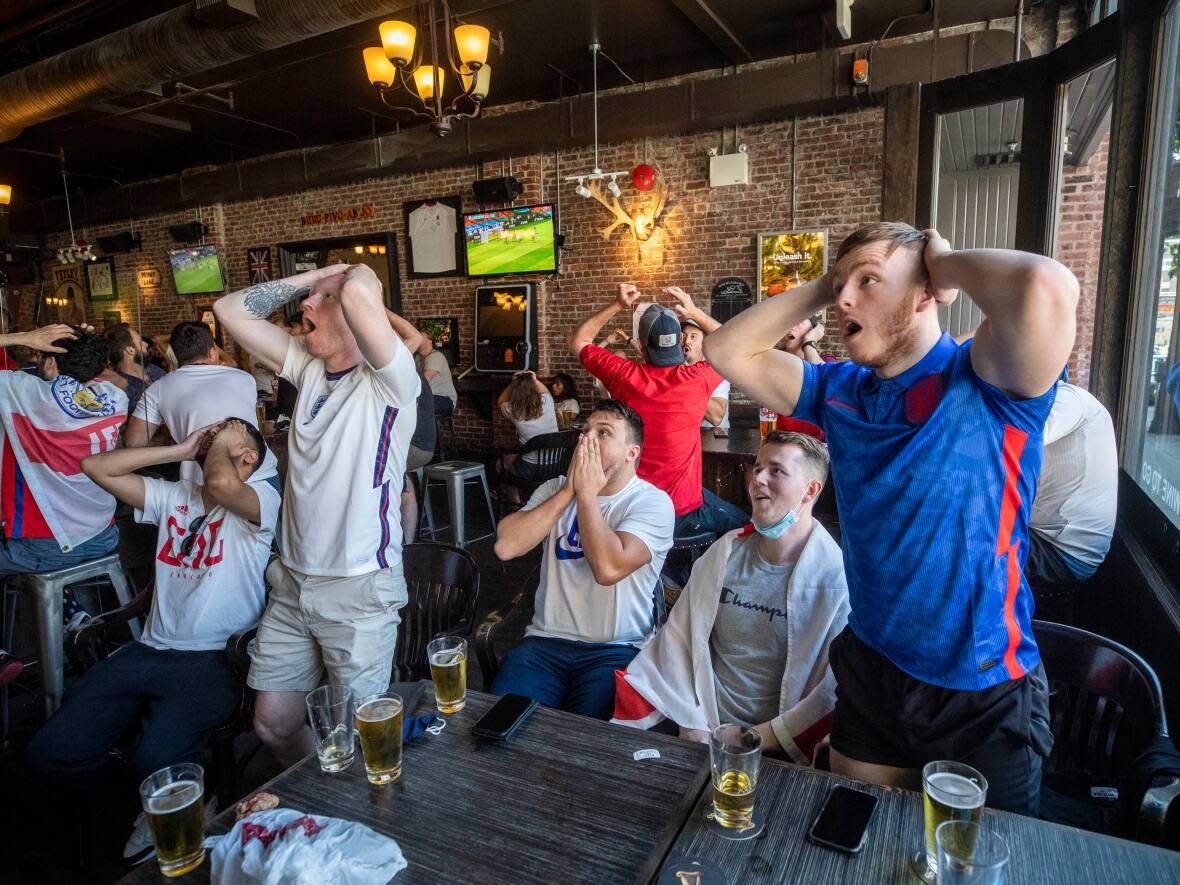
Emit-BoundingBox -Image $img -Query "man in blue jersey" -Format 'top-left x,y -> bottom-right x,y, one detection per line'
706,222 -> 1078,815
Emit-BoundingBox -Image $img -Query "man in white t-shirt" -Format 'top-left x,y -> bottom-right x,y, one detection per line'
28,419 -> 277,865
214,263 -> 420,766
1026,382 -> 1118,587
126,321 -> 279,486
681,316 -> 729,430
491,400 -> 675,719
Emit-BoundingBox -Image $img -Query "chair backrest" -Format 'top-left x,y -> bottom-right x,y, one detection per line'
1034,620 -> 1167,781
392,543 -> 481,682
518,429 -> 580,478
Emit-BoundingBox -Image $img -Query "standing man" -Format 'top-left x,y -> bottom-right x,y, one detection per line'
214,263 -> 420,766
707,222 -> 1078,815
680,317 -> 729,431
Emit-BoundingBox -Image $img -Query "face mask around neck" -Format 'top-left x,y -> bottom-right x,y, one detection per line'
752,492 -> 806,540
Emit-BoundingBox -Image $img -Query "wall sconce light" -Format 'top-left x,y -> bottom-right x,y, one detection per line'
354,245 -> 365,255
0,184 -> 11,206
378,245 -> 387,255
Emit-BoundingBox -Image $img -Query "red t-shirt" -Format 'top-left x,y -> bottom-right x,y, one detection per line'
580,344 -> 722,516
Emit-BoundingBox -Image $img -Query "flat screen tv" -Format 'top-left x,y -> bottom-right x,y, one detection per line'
463,204 -> 557,277
169,246 -> 226,296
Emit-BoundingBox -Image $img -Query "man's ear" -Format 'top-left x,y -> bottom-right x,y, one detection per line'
804,478 -> 823,505
243,448 -> 260,466
626,442 -> 642,464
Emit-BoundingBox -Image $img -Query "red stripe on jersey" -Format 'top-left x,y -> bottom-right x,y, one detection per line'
996,425 -> 1028,680
12,412 -> 125,475
1,438 -> 52,538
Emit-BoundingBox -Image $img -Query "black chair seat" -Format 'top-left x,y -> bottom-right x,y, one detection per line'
498,430 -> 579,515
392,543 -> 480,683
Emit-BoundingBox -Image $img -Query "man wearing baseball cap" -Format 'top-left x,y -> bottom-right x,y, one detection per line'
568,284 -> 747,581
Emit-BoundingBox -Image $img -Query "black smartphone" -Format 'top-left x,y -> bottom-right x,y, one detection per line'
807,785 -> 879,854
471,693 -> 538,741
809,313 -> 824,329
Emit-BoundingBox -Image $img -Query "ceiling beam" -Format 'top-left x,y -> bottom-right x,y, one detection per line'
664,0 -> 753,64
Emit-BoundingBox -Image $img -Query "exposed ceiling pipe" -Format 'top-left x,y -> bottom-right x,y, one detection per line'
0,0 -> 418,143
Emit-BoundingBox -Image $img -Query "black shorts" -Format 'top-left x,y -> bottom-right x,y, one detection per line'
829,626 -> 1053,770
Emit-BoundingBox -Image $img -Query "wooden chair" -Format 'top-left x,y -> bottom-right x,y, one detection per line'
1034,619 -> 1179,847
498,430 -> 580,516
392,543 -> 481,682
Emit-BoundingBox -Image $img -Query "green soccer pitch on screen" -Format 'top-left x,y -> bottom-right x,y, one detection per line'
463,204 -> 557,277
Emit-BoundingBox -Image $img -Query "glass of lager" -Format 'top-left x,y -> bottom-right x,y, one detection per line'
139,763 -> 206,877
912,760 -> 988,882
936,821 -> 1009,884
305,685 -> 356,774
427,635 -> 468,714
356,693 -> 404,785
708,724 -> 762,829
758,407 -> 776,439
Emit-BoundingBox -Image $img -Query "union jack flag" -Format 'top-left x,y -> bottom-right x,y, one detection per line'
247,247 -> 272,285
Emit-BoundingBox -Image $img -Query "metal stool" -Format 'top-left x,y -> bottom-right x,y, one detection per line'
422,461 -> 496,548
5,553 -> 138,718
407,467 -> 436,540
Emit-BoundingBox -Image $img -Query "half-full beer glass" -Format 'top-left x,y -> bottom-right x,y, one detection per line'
913,760 -> 988,881
356,693 -> 404,784
709,724 -> 762,829
427,635 -> 468,713
306,684 -> 356,774
139,763 -> 206,877
758,407 -> 776,439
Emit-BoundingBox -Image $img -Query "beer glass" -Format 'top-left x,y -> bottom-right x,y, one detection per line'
356,693 -> 404,785
709,724 -> 762,829
427,635 -> 468,714
913,760 -> 988,882
758,407 -> 776,439
305,685 -> 356,774
936,821 -> 1009,884
139,763 -> 206,877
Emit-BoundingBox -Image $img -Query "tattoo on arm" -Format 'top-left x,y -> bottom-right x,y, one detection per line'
242,282 -> 310,318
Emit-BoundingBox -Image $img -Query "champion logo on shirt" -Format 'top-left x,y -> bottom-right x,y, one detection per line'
306,393 -> 330,422
51,378 -> 118,419
555,516 -> 584,560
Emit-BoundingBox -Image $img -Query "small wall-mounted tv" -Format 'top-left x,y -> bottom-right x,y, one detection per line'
169,246 -> 226,296
463,204 -> 557,277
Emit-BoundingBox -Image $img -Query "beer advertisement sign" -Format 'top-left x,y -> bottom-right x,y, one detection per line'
756,229 -> 828,301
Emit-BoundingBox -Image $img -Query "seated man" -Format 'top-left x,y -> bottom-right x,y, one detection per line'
99,323 -> 152,415
0,324 -> 127,577
492,400 -> 674,719
419,336 -> 457,417
27,419 -> 279,866
613,431 -> 849,763
1027,381 -> 1117,589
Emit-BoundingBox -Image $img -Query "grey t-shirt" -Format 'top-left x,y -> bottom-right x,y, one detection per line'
423,350 -> 457,405
711,536 -> 794,727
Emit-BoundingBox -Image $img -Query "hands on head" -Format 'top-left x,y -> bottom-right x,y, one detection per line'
921,228 -> 959,306
23,324 -> 78,354
178,418 -> 254,461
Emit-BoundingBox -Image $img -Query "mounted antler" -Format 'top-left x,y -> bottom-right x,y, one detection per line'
584,167 -> 669,245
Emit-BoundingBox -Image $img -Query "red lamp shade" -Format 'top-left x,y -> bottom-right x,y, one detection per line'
631,164 -> 657,192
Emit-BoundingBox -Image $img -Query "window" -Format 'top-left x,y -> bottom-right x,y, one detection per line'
1123,2 -> 1180,529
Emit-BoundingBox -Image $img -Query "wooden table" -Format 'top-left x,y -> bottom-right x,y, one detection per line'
664,757 -> 1180,884
120,688 -> 708,884
701,426 -> 759,508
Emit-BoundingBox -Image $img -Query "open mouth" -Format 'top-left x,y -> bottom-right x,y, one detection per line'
753,492 -> 771,502
302,316 -> 317,334
843,320 -> 863,339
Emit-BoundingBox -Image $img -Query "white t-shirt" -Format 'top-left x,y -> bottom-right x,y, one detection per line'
1031,383 -> 1118,571
523,475 -> 675,647
555,398 -> 581,417
136,475 -> 279,652
281,338 -> 419,576
702,379 -> 731,430
133,363 -> 279,484
408,203 -> 458,273
423,350 -> 457,405
501,391 -> 559,445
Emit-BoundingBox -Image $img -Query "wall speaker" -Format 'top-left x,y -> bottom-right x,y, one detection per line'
168,221 -> 208,243
98,231 -> 141,253
472,176 -> 522,205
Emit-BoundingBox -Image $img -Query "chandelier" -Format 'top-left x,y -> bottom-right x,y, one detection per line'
362,0 -> 501,137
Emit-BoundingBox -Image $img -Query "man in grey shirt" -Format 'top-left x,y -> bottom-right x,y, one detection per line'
419,337 -> 457,416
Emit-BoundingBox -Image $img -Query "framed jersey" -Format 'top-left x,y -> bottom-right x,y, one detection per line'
403,195 -> 464,278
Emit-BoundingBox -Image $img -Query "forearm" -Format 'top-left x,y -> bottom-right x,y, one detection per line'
686,306 -> 720,334
83,443 -> 186,489
215,273 -> 312,365
706,279 -> 830,375
568,302 -> 622,354
494,487 -> 573,560
753,721 -> 783,753
802,344 -> 825,366
704,397 -> 727,426
575,493 -> 632,585
384,309 -> 423,353
0,331 -> 36,349
341,282 -> 398,368
935,248 -> 1076,325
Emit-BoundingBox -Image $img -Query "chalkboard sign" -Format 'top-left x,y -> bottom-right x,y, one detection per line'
709,276 -> 752,323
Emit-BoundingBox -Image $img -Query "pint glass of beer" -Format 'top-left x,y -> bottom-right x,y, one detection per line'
912,760 -> 988,881
305,684 -> 356,774
758,407 -> 776,439
139,763 -> 206,877
356,693 -> 404,785
709,724 -> 762,829
427,635 -> 468,714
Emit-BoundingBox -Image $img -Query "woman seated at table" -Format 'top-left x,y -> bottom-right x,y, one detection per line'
498,371 -> 559,483
550,372 -> 581,427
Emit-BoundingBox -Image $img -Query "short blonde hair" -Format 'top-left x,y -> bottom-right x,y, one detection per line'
761,430 -> 830,486
835,222 -> 928,280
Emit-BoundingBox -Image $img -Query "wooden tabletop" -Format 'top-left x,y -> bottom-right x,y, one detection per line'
662,757 -> 1180,884
700,426 -> 760,463
120,688 -> 708,884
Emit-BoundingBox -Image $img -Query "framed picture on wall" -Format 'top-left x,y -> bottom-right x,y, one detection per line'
85,256 -> 118,302
756,229 -> 828,301
403,196 -> 464,278
198,305 -> 224,347
418,316 -> 459,366
101,310 -> 122,328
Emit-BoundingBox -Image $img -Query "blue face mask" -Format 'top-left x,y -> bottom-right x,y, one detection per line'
752,494 -> 805,540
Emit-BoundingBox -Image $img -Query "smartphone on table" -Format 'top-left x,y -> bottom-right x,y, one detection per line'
807,785 -> 879,854
472,693 -> 538,741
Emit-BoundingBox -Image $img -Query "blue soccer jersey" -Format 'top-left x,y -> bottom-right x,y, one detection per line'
793,333 -> 1057,691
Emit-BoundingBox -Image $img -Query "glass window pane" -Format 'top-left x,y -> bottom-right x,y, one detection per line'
1124,3 -> 1180,528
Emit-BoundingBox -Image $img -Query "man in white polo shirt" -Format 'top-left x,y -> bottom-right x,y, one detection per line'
214,263 -> 420,766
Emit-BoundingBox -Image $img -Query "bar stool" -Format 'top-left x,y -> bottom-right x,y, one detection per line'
407,467 -> 436,540
4,553 -> 138,719
422,461 -> 496,548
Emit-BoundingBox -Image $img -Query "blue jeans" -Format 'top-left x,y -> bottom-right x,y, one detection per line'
665,489 -> 748,585
491,636 -> 639,720
26,640 -> 239,786
0,524 -> 119,577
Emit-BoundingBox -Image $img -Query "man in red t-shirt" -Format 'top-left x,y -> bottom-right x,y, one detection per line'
568,284 -> 747,581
